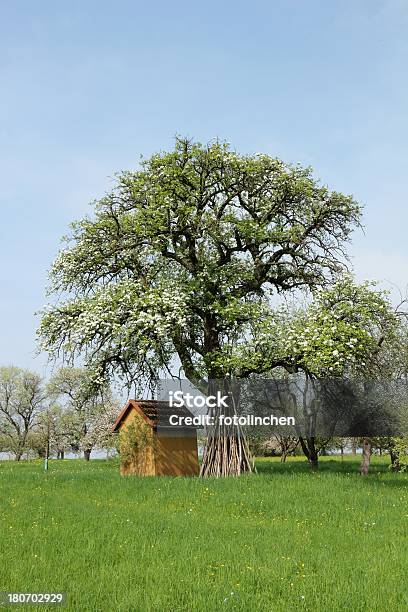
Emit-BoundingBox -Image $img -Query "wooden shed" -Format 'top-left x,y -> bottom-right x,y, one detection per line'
112,399 -> 199,477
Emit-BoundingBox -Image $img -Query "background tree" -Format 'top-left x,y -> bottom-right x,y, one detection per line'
328,437 -> 350,459
80,400 -> 119,457
38,137 -> 362,476
356,310 -> 408,473
272,434 -> 299,462
47,367 -> 113,460
260,279 -> 399,469
0,366 -> 45,460
31,404 -> 73,459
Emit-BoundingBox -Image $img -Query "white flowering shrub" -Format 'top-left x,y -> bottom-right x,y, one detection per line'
390,437 -> 408,472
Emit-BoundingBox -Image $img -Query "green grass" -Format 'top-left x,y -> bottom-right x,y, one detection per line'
0,456 -> 407,611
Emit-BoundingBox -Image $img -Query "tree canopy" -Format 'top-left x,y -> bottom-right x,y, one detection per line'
38,137 -> 362,393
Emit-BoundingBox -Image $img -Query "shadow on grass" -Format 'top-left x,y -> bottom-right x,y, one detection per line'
256,458 -> 359,475
254,457 -> 408,489
255,457 -> 395,475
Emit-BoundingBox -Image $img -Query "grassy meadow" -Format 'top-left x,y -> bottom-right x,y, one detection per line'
0,456 -> 407,611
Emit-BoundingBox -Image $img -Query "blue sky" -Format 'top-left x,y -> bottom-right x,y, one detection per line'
1,0 -> 407,374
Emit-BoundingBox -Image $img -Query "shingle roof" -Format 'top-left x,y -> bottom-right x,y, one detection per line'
112,399 -> 197,431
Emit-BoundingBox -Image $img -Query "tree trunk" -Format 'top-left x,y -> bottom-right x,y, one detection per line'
280,452 -> 287,463
299,436 -> 319,470
390,448 -> 400,472
351,438 -> 357,454
360,438 -> 371,475
83,449 -> 91,461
